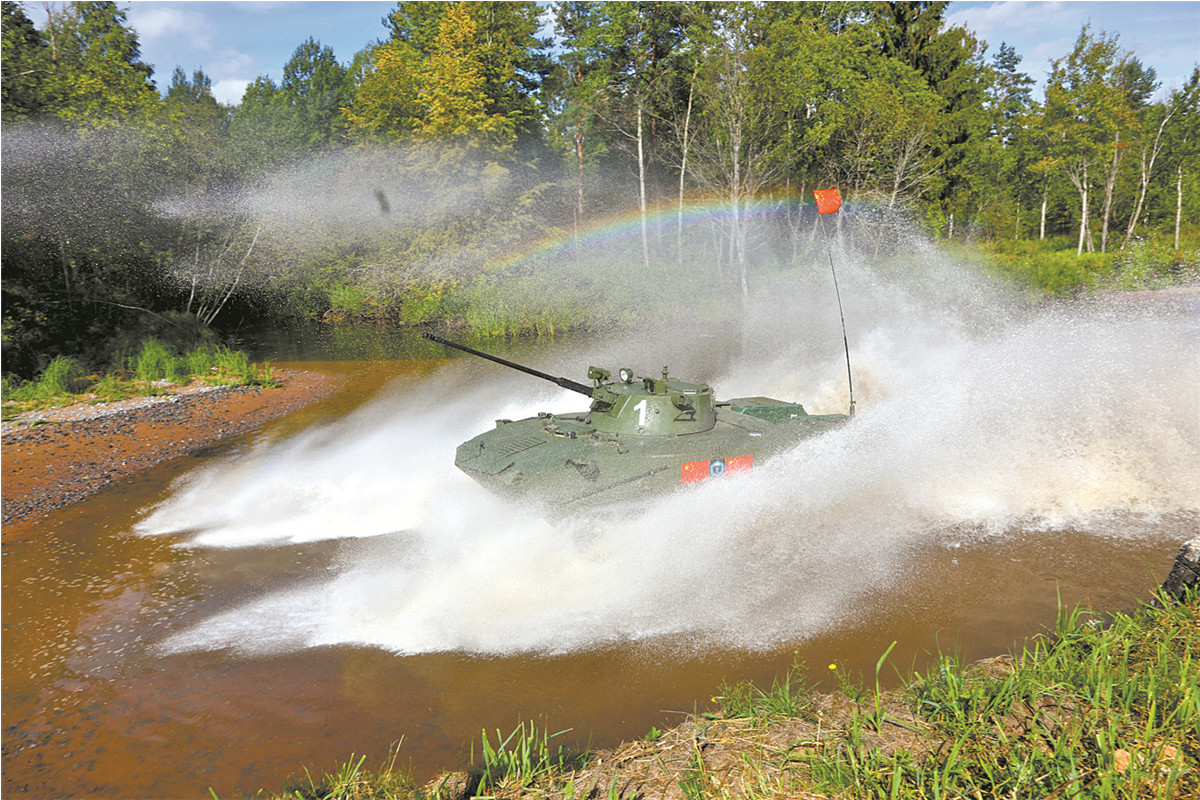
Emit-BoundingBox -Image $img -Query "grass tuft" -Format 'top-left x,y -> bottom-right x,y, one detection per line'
473,719 -> 579,794
2,340 -> 278,420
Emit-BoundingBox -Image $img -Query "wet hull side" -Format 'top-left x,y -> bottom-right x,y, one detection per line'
455,407 -> 848,510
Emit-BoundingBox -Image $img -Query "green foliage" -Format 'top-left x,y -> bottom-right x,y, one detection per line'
272,746 -> 415,800
1110,236 -> 1200,289
394,280 -> 453,325
133,338 -> 187,386
38,1 -> 159,122
1,0 -> 51,119
282,37 -> 351,147
473,720 -> 577,793
805,598 -> 1200,799
979,238 -> 1119,294
416,2 -> 516,145
2,341 -> 276,420
3,0 -> 1199,372
1,355 -> 90,404
326,283 -> 376,320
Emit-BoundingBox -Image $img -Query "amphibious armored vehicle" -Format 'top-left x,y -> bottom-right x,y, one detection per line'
425,333 -> 852,511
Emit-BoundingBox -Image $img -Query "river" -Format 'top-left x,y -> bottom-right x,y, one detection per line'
3,300 -> 1197,798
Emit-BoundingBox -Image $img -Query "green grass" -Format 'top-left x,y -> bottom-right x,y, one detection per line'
975,233 -> 1200,295
1,339 -> 279,421
245,590 -> 1196,799
473,720 -> 580,794
801,596 -> 1199,799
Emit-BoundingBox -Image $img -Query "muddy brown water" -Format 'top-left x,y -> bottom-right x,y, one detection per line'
2,356 -> 1191,799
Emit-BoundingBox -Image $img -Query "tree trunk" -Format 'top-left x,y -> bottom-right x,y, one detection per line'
1076,164 -> 1089,256
1122,109 -> 1173,250
1040,185 -> 1048,240
636,99 -> 649,271
1176,163 -> 1184,250
205,226 -> 261,326
59,239 -> 72,314
574,126 -> 584,235
677,66 -> 695,266
572,64 -> 584,239
1100,131 -> 1120,252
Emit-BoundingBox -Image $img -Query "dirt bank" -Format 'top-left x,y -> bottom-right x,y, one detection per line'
1,370 -> 346,526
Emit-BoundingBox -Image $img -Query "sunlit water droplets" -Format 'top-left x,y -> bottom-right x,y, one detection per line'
137,254 -> 1198,657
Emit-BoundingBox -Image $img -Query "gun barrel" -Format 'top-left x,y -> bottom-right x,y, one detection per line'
423,332 -> 594,397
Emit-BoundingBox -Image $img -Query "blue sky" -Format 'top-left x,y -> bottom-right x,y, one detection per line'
26,1 -> 1200,105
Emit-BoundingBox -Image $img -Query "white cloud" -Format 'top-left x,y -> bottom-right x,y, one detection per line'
126,4 -> 215,54
212,78 -> 251,106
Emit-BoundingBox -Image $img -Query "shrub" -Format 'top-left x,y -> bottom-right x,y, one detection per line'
40,355 -> 91,395
133,339 -> 185,386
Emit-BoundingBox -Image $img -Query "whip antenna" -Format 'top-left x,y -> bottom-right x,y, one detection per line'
813,188 -> 855,417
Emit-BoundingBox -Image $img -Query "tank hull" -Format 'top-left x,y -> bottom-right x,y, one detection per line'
455,398 -> 848,512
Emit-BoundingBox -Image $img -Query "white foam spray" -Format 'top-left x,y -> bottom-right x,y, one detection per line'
137,234 -> 1199,658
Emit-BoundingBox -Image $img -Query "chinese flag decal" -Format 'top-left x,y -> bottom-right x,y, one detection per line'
813,188 -> 842,215
726,455 -> 753,473
681,456 -> 754,483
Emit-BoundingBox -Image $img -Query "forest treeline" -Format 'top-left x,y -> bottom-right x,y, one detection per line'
2,0 -> 1198,378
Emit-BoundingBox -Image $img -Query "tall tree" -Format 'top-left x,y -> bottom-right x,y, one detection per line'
1,0 -> 51,119
689,7 -> 781,297
1095,56 -> 1156,251
384,1 -> 549,141
40,1 -> 158,122
978,42 -> 1037,237
988,42 -> 1034,145
1160,68 -> 1200,250
281,38 -> 350,147
870,1 -> 988,235
416,2 -> 514,144
1043,26 -> 1129,255
166,66 -> 218,108
548,0 -> 611,225
1119,93 -> 1175,250
229,76 -> 299,165
571,2 -> 691,267
341,39 -> 423,141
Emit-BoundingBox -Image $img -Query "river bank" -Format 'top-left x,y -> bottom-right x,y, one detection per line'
1,369 -> 346,526
276,557 -> 1199,800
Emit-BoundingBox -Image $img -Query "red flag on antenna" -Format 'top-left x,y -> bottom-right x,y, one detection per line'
813,188 -> 842,215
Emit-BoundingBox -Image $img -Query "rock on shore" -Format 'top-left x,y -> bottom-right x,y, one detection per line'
1159,536 -> 1200,604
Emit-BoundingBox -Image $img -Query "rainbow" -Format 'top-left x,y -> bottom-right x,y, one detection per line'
486,189 -> 864,272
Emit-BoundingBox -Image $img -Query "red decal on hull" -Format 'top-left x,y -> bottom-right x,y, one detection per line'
681,456 -> 754,483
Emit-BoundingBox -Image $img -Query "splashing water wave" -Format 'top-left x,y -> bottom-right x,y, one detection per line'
137,252 -> 1199,658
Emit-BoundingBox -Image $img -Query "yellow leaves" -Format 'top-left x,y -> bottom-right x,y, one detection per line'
343,2 -> 515,148
417,2 -> 514,144
342,41 -> 422,140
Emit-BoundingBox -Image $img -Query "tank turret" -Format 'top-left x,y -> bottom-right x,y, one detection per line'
585,368 -> 715,437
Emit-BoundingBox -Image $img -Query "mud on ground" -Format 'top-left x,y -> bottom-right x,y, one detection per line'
1,370 -> 346,526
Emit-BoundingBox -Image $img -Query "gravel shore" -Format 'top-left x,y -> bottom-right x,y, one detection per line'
1,370 -> 346,525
